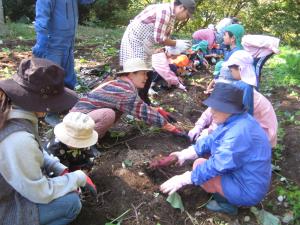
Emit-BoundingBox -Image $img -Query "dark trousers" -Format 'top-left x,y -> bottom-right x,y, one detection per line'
138,71 -> 154,105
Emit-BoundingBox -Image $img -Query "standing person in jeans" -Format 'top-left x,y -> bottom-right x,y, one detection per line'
120,0 -> 195,104
32,0 -> 95,126
0,58 -> 97,225
32,0 -> 95,90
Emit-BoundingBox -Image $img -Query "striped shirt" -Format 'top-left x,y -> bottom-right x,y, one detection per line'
71,78 -> 167,127
134,2 -> 175,43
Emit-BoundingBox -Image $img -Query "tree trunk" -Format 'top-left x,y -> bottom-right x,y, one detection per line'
0,0 -> 5,36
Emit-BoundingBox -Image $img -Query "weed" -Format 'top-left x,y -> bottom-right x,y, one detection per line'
265,47 -> 300,87
0,67 -> 14,79
0,23 -> 35,40
277,184 -> 300,220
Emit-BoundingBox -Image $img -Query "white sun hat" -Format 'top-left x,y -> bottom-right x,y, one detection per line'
54,112 -> 98,148
223,50 -> 257,87
117,58 -> 152,75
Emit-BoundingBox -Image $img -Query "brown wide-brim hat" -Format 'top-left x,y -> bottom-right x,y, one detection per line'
0,58 -> 78,113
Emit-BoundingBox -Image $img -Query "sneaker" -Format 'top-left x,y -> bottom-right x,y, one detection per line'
206,199 -> 238,216
45,113 -> 61,127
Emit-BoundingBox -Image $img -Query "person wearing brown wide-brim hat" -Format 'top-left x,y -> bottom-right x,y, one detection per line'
0,58 -> 97,225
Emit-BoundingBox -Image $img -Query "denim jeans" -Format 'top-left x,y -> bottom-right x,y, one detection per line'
38,192 -> 82,225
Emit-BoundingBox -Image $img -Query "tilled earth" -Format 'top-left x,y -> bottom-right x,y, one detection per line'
0,40 -> 299,225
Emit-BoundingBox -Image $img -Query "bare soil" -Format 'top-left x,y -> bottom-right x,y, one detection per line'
0,40 -> 299,225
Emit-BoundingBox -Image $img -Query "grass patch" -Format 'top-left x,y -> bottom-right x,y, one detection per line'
0,23 -> 35,40
262,46 -> 300,88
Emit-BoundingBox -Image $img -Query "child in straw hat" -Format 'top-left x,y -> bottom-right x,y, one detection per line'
46,112 -> 99,172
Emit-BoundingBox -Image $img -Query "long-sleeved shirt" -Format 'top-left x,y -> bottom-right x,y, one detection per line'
71,78 -> 167,127
0,108 -> 86,204
242,35 -> 280,58
191,113 -> 272,206
253,89 -> 278,147
134,2 -> 175,43
152,52 -> 180,86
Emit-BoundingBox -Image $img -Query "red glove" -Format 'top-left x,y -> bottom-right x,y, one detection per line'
157,107 -> 177,123
84,176 -> 97,197
59,168 -> 69,176
148,155 -> 178,169
162,123 -> 190,141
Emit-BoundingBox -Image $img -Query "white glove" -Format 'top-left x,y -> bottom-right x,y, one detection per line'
160,171 -> 192,195
177,82 -> 187,92
148,87 -> 158,96
175,40 -> 192,52
165,46 -> 181,55
170,146 -> 198,166
188,125 -> 203,142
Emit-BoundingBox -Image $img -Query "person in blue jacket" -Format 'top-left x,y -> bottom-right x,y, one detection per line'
32,0 -> 95,90
160,82 -> 272,215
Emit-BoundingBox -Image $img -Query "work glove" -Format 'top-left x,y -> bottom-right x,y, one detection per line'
162,123 -> 189,140
59,168 -> 69,176
32,33 -> 49,57
157,107 -> 177,123
165,46 -> 181,55
188,124 -> 203,142
148,155 -> 178,169
177,82 -> 187,92
160,171 -> 192,195
175,40 -> 192,52
83,175 -> 97,197
170,146 -> 198,166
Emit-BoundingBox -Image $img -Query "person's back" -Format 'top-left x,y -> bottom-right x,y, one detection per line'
206,113 -> 272,206
253,89 -> 278,147
192,28 -> 215,48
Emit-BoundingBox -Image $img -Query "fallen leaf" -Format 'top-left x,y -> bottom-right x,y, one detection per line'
167,192 -> 184,212
251,207 -> 281,225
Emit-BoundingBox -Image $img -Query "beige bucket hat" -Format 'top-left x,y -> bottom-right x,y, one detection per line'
117,58 -> 152,75
54,112 -> 98,148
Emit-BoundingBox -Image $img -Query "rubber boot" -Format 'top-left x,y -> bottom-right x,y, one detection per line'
205,193 -> 238,215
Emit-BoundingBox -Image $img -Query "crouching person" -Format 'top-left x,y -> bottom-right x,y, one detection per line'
0,58 -> 96,225
71,58 -> 187,140
46,112 -> 99,172
160,82 -> 272,215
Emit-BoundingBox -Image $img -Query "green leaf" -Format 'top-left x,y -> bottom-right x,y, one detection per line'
105,209 -> 131,225
122,159 -> 133,168
250,207 -> 281,225
167,192 -> 184,212
105,221 -> 121,225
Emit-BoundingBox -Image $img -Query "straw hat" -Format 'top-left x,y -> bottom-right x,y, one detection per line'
54,112 -> 98,148
117,58 -> 152,75
0,58 -> 78,112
